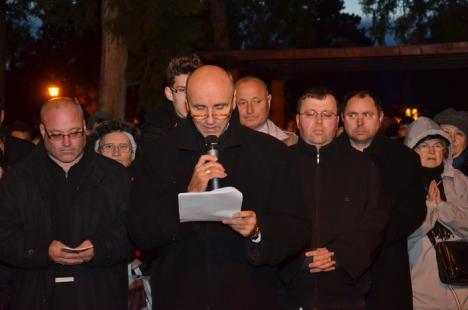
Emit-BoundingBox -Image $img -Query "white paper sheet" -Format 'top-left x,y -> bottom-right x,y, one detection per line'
178,187 -> 243,223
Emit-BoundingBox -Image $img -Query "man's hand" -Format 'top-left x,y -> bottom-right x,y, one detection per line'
223,211 -> 257,238
77,239 -> 95,263
427,180 -> 442,205
187,155 -> 227,192
48,240 -> 84,265
306,247 -> 336,273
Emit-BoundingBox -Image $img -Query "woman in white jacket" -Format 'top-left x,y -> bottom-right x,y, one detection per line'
405,116 -> 468,309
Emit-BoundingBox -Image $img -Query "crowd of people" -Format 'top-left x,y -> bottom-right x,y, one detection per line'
0,53 -> 467,310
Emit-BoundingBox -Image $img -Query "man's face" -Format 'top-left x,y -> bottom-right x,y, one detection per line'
40,105 -> 86,166
165,74 -> 189,118
296,96 -> 339,148
440,124 -> 467,158
235,79 -> 271,129
342,96 -> 383,148
187,82 -> 235,138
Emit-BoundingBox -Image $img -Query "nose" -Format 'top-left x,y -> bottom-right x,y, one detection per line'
246,102 -> 254,114
356,115 -> 364,126
112,146 -> 121,156
62,135 -> 72,146
315,114 -> 324,124
205,110 -> 216,124
427,146 -> 436,154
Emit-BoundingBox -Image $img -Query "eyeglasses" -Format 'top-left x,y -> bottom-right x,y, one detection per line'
298,110 -> 337,120
99,143 -> 132,153
189,104 -> 232,120
170,87 -> 186,94
416,142 -> 445,152
44,128 -> 84,142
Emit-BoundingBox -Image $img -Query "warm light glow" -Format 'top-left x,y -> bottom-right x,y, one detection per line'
48,86 -> 60,97
405,108 -> 412,117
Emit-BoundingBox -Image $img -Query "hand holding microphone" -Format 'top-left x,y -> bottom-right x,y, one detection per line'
187,135 -> 227,192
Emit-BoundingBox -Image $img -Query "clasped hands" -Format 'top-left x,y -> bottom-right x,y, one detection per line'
306,247 -> 336,273
48,239 -> 95,266
187,154 -> 257,238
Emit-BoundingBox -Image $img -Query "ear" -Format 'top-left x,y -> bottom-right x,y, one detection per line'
231,90 -> 237,111
39,123 -> 46,139
296,114 -> 300,130
379,111 -> 384,123
0,110 -> 4,124
164,86 -> 174,102
267,94 -> 272,110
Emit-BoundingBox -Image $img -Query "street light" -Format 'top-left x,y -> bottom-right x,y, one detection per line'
48,86 -> 60,97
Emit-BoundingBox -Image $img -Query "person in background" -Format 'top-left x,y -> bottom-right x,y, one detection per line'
397,116 -> 414,143
8,120 -> 33,142
341,91 -> 426,310
434,108 -> 468,175
281,87 -> 386,309
0,97 -> 133,309
140,53 -> 203,143
94,119 -> 140,168
235,76 -> 298,146
404,116 -> 468,309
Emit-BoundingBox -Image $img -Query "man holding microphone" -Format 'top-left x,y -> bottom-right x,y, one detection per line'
128,65 -> 309,309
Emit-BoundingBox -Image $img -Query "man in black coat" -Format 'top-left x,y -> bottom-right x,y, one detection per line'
128,65 -> 309,310
341,91 -> 426,310
0,98 -> 133,309
280,87 -> 387,309
140,53 -> 203,145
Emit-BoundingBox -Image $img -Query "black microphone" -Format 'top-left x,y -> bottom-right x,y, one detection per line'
205,135 -> 220,190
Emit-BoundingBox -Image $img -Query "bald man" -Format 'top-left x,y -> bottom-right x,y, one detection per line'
0,98 -> 133,309
128,65 -> 309,309
235,76 -> 298,146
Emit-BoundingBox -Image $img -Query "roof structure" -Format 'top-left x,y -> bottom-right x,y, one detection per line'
200,42 -> 468,74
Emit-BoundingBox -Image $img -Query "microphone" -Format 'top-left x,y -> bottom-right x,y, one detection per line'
205,135 -> 220,190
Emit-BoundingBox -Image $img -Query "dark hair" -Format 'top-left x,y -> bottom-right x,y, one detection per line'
94,119 -> 140,143
166,54 -> 203,87
8,120 -> 32,135
341,90 -> 382,114
296,87 -> 337,113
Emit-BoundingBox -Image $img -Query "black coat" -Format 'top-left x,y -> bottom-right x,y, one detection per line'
360,133 -> 426,310
2,135 -> 34,169
281,136 -> 388,309
0,143 -> 133,310
128,114 -> 310,310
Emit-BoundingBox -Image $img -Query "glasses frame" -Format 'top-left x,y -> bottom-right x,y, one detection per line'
297,110 -> 337,120
99,143 -> 133,154
188,103 -> 233,120
44,127 -> 85,142
170,86 -> 186,94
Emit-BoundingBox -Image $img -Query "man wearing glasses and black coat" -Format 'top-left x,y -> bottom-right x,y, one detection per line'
128,65 -> 309,310
0,98 -> 133,309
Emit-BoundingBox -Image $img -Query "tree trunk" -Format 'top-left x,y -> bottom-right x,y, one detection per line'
210,0 -> 230,49
99,0 -> 128,119
0,0 -> 6,112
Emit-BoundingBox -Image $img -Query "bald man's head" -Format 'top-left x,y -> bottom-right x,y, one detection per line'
235,76 -> 271,129
185,65 -> 236,137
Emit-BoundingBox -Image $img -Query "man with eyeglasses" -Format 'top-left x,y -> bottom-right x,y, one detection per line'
141,53 -> 203,144
128,65 -> 309,309
341,91 -> 426,310
280,87 -> 387,309
0,97 -> 133,309
235,76 -> 298,146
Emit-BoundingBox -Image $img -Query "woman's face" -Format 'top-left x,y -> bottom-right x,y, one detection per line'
415,138 -> 446,168
440,124 -> 467,158
98,131 -> 133,167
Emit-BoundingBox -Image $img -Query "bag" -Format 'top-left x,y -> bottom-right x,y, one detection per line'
128,263 -> 152,310
428,232 -> 468,286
